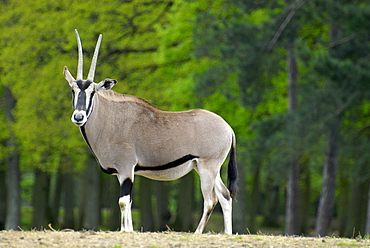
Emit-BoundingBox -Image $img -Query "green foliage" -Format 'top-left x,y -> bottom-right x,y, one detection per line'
1,0 -> 370,235
0,0 -> 176,173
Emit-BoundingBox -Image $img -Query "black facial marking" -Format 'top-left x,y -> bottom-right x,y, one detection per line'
134,154 -> 199,172
74,80 -> 95,111
86,91 -> 95,114
76,90 -> 86,110
120,178 -> 133,198
71,90 -> 75,108
76,80 -> 93,90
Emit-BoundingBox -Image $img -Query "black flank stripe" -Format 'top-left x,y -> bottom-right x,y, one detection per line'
81,126 -> 197,174
134,154 -> 199,172
101,167 -> 119,175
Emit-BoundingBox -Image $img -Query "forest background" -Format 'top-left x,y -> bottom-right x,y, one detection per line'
1,0 -> 370,238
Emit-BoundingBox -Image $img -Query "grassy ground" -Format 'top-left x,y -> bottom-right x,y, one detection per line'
1,230 -> 369,248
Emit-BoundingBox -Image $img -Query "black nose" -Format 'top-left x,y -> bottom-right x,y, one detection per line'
74,113 -> 84,121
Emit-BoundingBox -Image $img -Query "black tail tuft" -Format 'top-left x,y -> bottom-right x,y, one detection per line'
227,135 -> 238,199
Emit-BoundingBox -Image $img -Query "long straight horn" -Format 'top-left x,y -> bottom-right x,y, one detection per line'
87,34 -> 102,82
75,29 -> 83,80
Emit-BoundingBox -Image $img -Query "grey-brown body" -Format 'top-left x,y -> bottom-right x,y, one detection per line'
86,90 -> 233,181
64,30 -> 238,234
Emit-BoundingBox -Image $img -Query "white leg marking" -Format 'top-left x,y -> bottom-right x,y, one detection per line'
119,195 -> 133,232
215,175 -> 233,235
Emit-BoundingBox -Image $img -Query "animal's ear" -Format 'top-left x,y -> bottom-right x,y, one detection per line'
96,79 -> 117,91
64,66 -> 75,86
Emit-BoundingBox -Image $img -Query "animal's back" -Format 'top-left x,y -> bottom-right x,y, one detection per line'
94,90 -> 233,164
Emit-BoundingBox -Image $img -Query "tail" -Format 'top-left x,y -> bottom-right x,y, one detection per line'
227,132 -> 238,200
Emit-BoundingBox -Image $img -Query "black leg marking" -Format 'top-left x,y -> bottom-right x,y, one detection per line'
134,154 -> 199,172
222,191 -> 231,201
120,178 -> 133,198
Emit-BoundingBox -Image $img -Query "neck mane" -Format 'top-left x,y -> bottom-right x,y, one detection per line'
97,90 -> 158,110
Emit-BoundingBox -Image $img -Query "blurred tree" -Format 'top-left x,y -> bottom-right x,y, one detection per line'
0,162 -> 6,230
173,173 -> 195,231
312,0 -> 370,236
0,87 -> 7,230
49,168 -> 62,227
154,181 -> 171,231
366,181 -> 370,236
139,177 -> 155,231
80,156 -> 101,230
192,0 -> 370,236
31,168 -> 50,228
284,0 -> 302,235
191,0 -> 291,233
3,86 -> 21,230
0,0 -> 89,230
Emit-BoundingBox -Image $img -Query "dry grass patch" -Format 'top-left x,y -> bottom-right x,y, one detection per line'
0,230 -> 369,247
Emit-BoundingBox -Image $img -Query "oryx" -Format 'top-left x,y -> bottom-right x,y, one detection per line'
64,30 -> 238,234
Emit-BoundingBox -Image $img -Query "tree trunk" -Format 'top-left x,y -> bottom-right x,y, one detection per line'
285,159 -> 300,235
139,177 -> 154,231
62,171 -> 75,229
285,33 -> 300,235
263,181 -> 280,228
155,181 -> 171,231
344,173 -> 368,237
82,156 -> 101,230
49,169 -> 62,226
4,86 -> 21,230
314,122 -> 340,236
173,172 -> 194,231
31,168 -> 51,228
248,163 -> 260,233
109,177 -> 120,230
365,181 -> 370,235
298,159 -> 311,235
233,162 -> 246,234
76,170 -> 85,230
0,163 -> 6,230
337,163 -> 350,236
101,174 -> 120,230
314,24 -> 341,237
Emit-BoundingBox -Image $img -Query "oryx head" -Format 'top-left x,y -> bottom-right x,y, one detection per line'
64,29 -> 117,126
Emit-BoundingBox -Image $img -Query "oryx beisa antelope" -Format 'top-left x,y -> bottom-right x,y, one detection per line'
63,30 -> 238,234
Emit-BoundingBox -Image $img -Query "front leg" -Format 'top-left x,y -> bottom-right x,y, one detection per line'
118,176 -> 134,232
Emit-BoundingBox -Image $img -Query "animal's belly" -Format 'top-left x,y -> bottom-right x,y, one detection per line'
134,160 -> 196,181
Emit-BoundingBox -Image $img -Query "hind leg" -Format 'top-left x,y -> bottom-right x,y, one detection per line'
194,168 -> 218,234
215,173 -> 232,234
